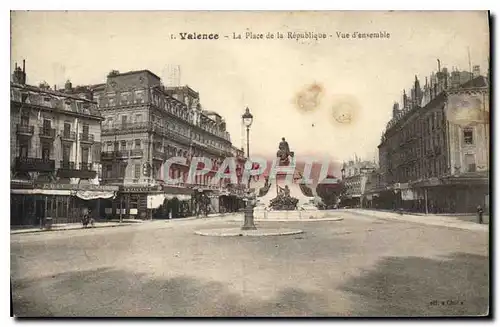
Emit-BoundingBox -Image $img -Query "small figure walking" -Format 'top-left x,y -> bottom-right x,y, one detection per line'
477,205 -> 484,224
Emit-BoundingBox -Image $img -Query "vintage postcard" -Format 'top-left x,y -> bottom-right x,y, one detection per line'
10,11 -> 490,317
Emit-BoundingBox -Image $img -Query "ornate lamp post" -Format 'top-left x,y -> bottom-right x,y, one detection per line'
241,107 -> 256,230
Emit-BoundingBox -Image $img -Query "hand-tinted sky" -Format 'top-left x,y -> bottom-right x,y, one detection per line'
11,11 -> 489,162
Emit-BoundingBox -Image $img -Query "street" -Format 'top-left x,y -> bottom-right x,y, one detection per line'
11,211 -> 489,317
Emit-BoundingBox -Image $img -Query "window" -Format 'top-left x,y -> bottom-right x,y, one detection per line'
63,122 -> 71,136
82,123 -> 89,136
81,147 -> 89,163
20,114 -> 29,126
463,128 -> 473,145
135,114 -> 142,123
121,141 -> 127,150
135,164 -> 141,179
42,144 -> 51,161
19,141 -> 29,158
465,154 -> 476,172
135,139 -> 141,149
121,115 -> 128,127
43,118 -> 51,131
106,164 -> 113,178
62,145 -> 71,163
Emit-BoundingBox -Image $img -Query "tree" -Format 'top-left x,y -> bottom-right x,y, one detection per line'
315,175 -> 345,208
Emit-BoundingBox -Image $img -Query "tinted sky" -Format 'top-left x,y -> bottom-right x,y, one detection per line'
11,11 -> 489,162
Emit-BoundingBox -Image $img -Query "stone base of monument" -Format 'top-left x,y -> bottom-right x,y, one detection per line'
253,169 -> 332,221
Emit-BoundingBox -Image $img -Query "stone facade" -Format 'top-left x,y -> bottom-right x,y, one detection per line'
376,65 -> 489,213
78,69 -> 244,219
10,63 -> 103,183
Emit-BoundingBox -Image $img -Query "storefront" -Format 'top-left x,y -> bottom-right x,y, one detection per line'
10,182 -> 119,226
410,174 -> 489,214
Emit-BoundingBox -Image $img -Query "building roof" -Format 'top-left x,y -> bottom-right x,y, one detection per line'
11,82 -> 96,104
110,69 -> 161,81
459,75 -> 489,89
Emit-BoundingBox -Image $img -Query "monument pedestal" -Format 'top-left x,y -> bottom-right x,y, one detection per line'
254,171 -> 321,221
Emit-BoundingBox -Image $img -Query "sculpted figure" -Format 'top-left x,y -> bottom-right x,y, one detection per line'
276,137 -> 294,165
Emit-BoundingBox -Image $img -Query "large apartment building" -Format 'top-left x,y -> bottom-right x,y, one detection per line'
376,64 -> 490,213
10,61 -> 118,226
88,69 -> 245,219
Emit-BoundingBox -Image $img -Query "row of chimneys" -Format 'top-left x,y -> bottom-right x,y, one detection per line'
12,59 -> 26,85
12,59 -> 75,92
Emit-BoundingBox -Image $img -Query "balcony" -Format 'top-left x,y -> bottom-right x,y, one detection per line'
130,149 -> 144,158
80,162 -> 93,171
60,130 -> 76,142
101,150 -> 130,160
60,161 -> 76,170
101,122 -> 152,136
153,149 -> 165,161
16,124 -> 34,137
57,161 -> 97,179
39,128 -> 56,140
79,133 -> 95,144
15,157 -> 55,172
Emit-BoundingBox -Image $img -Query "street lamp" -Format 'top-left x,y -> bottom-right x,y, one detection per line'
241,107 -> 256,230
242,107 -> 253,163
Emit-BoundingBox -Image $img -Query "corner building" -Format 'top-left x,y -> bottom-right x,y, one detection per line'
377,65 -> 489,213
92,70 -> 245,219
10,61 -> 118,226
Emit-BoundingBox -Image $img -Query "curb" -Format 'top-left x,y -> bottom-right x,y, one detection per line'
164,214 -> 234,223
347,210 -> 488,232
11,223 -> 133,235
194,228 -> 304,237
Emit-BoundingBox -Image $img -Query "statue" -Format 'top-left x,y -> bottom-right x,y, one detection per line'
276,137 -> 294,166
258,176 -> 271,197
269,185 -> 299,210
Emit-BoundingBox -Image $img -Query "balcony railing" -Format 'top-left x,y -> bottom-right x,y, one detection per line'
60,130 -> 76,142
101,122 -> 152,135
57,161 -> 96,179
101,150 -> 131,160
16,124 -> 34,136
39,128 -> 56,139
59,161 -> 75,170
15,157 -> 55,172
153,149 -> 165,160
79,133 -> 95,143
130,149 -> 144,157
80,162 -> 93,171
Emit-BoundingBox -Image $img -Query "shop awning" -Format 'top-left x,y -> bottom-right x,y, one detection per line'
11,189 -> 72,196
163,194 -> 192,202
148,194 -> 166,209
76,190 -> 116,200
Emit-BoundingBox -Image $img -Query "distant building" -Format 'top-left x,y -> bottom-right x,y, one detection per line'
377,64 -> 489,213
10,60 -> 118,226
340,158 -> 377,207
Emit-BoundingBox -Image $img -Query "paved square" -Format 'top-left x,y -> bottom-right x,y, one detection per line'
11,211 -> 489,317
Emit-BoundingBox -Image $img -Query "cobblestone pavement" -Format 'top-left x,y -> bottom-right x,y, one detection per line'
11,212 -> 489,317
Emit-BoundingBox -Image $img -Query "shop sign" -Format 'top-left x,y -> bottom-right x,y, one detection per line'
31,183 -> 119,191
123,186 -> 159,193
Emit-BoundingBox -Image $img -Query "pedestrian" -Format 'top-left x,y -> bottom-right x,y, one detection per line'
477,205 -> 484,224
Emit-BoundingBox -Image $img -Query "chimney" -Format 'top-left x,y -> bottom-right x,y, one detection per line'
65,80 -> 73,92
473,65 -> 480,78
22,59 -> 25,75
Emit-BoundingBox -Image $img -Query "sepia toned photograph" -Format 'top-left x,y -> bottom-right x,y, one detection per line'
10,11 -> 490,317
